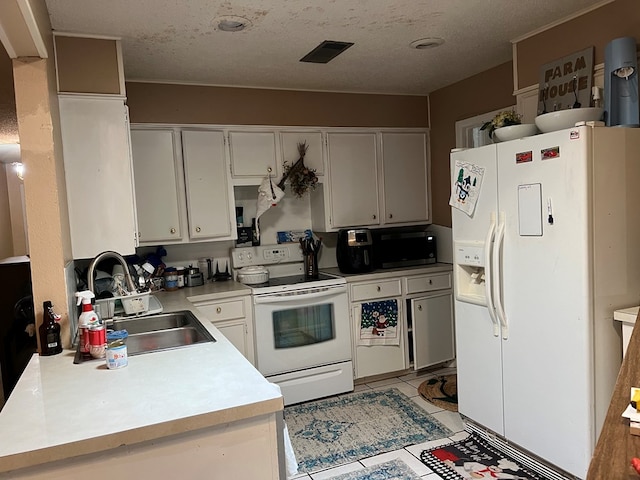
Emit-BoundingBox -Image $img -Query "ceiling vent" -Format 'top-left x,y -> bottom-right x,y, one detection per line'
300,40 -> 354,64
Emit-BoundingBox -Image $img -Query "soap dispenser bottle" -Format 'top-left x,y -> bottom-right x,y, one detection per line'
76,290 -> 99,356
39,301 -> 62,356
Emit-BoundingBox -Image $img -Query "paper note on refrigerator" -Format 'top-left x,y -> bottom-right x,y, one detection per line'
450,160 -> 485,216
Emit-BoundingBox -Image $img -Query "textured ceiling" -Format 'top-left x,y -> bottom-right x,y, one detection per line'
45,0 -> 606,95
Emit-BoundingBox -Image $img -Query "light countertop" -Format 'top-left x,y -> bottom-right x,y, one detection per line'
614,306 -> 640,324
0,281 -> 282,474
323,263 -> 453,283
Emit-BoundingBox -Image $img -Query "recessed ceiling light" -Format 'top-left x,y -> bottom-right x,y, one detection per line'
410,38 -> 444,50
214,15 -> 251,32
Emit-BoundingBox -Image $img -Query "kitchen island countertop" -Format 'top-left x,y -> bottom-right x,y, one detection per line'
0,281 -> 282,475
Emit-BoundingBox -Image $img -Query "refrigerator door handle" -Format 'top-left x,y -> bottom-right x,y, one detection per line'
484,211 -> 499,337
493,211 -> 509,340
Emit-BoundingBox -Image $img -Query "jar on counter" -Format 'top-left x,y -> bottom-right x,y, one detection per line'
176,266 -> 185,288
164,267 -> 179,291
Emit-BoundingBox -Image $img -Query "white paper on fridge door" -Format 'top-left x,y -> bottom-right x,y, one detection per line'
450,160 -> 485,216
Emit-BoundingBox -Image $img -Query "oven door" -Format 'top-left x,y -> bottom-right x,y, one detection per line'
253,284 -> 351,376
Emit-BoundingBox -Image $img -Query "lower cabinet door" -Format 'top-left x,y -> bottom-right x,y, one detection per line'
352,301 -> 406,379
217,320 -> 255,365
411,292 -> 454,370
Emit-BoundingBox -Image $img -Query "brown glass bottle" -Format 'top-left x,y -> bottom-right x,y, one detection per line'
39,301 -> 62,356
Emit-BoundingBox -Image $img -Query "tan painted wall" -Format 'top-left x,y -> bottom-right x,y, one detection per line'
429,62 -> 515,227
516,0 -> 640,90
126,82 -> 429,127
55,36 -> 121,94
12,0 -> 72,349
0,165 -> 12,258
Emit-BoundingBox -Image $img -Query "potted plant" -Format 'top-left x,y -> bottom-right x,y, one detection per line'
480,110 -> 522,139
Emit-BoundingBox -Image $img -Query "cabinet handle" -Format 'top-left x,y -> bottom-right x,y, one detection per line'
389,213 -> 393,219
170,228 -> 176,234
376,286 -> 381,292
196,226 -> 201,233
429,279 -> 433,285
216,307 -> 222,314
418,305 -> 423,311
373,214 -> 377,220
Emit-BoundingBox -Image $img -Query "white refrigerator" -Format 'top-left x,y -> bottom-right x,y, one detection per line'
451,125 -> 640,479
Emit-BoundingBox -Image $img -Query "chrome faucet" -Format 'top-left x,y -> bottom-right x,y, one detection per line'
87,251 -> 137,294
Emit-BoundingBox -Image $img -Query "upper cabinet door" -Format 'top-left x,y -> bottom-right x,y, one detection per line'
381,132 -> 429,224
130,129 -> 183,244
327,132 -> 379,228
181,130 -> 233,239
59,96 -> 137,259
280,131 -> 324,177
228,131 -> 278,182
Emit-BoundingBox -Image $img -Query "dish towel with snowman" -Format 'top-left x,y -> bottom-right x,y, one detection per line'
449,159 -> 484,217
358,299 -> 400,346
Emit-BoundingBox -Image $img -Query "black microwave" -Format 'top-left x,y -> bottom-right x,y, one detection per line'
372,228 -> 436,269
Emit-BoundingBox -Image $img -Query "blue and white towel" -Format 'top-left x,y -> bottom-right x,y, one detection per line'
359,299 -> 400,346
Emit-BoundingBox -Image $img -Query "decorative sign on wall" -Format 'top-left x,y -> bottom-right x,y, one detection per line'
537,47 -> 594,115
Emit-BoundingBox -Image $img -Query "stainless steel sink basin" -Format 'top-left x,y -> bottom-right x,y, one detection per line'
110,310 -> 215,356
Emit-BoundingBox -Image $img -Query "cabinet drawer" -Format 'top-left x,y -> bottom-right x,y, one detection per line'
351,279 -> 402,301
195,299 -> 245,323
405,273 -> 451,294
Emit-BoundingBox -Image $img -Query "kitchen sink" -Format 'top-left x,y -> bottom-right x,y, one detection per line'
73,310 -> 216,364
110,310 -> 216,356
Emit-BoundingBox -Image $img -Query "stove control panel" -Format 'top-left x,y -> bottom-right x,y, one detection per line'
231,244 -> 304,268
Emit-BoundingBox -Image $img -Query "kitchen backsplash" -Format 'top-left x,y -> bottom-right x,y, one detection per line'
136,187 -> 340,270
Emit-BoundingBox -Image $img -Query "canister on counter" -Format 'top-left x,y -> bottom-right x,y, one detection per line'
176,266 -> 185,288
164,267 -> 179,291
106,330 -> 128,369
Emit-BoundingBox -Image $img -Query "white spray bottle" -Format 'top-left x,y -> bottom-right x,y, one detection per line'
76,290 -> 99,355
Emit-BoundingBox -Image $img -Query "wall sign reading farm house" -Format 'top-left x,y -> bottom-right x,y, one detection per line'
538,47 -> 594,115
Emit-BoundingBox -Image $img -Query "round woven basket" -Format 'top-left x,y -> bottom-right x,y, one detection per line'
417,374 -> 458,412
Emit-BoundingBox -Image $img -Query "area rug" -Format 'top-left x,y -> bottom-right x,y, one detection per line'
419,433 -> 546,479
325,459 -> 422,480
285,387 -> 452,473
418,374 -> 458,412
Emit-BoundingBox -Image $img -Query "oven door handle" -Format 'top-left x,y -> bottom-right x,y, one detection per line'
253,286 -> 347,304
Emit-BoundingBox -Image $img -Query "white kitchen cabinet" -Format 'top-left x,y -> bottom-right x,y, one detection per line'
280,130 -> 324,176
325,132 -> 380,228
350,277 -> 406,380
409,293 -> 454,370
311,129 -> 430,232
130,127 -> 236,245
193,296 -> 255,365
381,132 -> 429,224
405,272 -> 454,370
130,129 -> 184,244
229,130 -> 279,184
59,95 -> 138,259
182,130 -> 235,240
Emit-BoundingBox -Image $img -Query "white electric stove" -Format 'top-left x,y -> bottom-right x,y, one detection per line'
231,245 -> 353,405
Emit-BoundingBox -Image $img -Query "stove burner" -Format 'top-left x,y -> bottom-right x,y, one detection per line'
250,273 -> 337,288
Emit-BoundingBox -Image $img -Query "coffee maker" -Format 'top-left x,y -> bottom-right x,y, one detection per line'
336,229 -> 374,274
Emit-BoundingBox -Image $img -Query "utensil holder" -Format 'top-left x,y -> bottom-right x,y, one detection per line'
304,253 -> 319,279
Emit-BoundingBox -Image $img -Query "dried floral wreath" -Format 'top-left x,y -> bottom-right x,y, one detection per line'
277,141 -> 319,198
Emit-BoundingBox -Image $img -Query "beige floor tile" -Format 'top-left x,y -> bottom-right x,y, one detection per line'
404,376 -> 435,388
352,383 -> 372,393
289,474 -> 312,480
365,377 -> 402,388
431,409 -> 465,434
410,394 -> 444,414
384,381 -> 419,398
